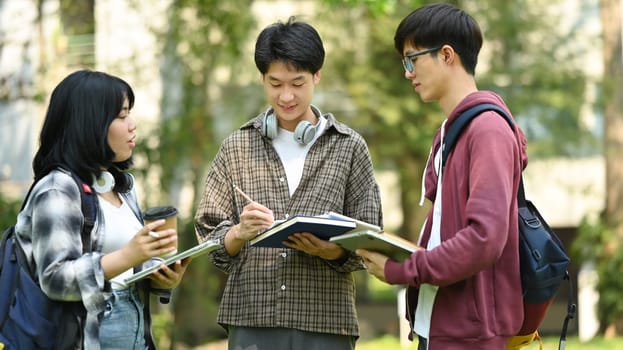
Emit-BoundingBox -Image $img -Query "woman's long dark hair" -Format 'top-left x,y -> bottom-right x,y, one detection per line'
33,70 -> 135,192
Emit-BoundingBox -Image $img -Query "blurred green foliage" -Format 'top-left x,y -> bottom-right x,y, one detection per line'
573,216 -> 623,334
0,194 -> 21,231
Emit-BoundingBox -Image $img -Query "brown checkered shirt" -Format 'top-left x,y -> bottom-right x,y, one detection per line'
195,111 -> 383,336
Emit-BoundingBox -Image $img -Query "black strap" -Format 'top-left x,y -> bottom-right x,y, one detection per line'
442,103 -> 515,168
442,103 -> 529,207
559,271 -> 576,350
70,173 -> 97,253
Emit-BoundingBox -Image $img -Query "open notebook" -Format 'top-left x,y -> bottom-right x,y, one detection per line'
249,211 -> 383,249
249,214 -> 357,248
124,239 -> 221,284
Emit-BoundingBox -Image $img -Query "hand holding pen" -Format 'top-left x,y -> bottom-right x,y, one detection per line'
232,185 -> 275,241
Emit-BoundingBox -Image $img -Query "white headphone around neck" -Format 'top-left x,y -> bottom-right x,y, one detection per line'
261,105 -> 322,145
92,170 -> 115,193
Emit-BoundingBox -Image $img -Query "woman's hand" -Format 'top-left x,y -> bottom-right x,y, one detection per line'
148,257 -> 192,289
101,219 -> 178,280
130,219 -> 178,263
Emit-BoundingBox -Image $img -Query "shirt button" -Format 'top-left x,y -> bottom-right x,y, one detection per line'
279,177 -> 285,182
281,252 -> 287,258
281,285 -> 286,290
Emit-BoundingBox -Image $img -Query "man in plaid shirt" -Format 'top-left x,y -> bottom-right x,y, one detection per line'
195,16 -> 383,350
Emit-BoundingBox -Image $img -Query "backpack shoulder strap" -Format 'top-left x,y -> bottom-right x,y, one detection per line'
69,173 -> 97,253
442,103 -> 515,168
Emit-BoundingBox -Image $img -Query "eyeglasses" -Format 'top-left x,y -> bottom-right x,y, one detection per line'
402,46 -> 442,73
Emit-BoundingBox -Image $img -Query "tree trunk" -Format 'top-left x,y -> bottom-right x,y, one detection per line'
601,0 -> 623,243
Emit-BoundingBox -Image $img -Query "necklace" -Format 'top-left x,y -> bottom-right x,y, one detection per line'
92,171 -> 115,193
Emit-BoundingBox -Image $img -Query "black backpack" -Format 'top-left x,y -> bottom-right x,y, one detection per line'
0,172 -> 97,350
441,103 -> 576,346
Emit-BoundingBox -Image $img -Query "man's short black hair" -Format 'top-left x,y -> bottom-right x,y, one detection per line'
394,3 -> 483,75
254,16 -> 325,74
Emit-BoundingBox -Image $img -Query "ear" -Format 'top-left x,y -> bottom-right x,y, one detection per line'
313,70 -> 321,84
439,45 -> 456,65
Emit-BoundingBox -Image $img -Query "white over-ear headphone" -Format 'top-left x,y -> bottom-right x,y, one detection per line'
92,170 -> 115,193
261,105 -> 321,145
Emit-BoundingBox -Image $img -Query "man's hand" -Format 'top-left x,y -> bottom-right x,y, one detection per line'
356,249 -> 389,283
235,202 -> 275,241
224,201 -> 274,256
283,232 -> 347,260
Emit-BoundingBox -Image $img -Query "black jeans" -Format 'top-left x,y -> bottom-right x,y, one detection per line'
418,335 -> 428,350
228,326 -> 356,350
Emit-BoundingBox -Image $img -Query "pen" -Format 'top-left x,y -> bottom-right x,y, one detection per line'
233,184 -> 254,203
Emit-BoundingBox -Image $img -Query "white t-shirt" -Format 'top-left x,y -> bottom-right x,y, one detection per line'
272,115 -> 327,196
414,120 -> 446,340
98,195 -> 143,289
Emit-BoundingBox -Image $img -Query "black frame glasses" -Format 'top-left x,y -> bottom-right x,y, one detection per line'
402,46 -> 442,73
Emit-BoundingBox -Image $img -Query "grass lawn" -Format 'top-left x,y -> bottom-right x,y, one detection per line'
356,335 -> 623,350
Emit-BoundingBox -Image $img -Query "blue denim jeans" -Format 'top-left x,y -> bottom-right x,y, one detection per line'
99,287 -> 148,350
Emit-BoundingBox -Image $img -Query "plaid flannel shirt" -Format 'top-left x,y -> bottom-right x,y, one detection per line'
14,168 -> 166,349
195,112 -> 383,336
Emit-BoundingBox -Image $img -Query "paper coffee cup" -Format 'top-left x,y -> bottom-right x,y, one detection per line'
143,206 -> 178,257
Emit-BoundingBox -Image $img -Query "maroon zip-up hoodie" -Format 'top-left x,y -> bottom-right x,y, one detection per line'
385,91 -> 528,349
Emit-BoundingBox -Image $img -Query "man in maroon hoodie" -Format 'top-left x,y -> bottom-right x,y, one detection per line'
357,3 -> 529,349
